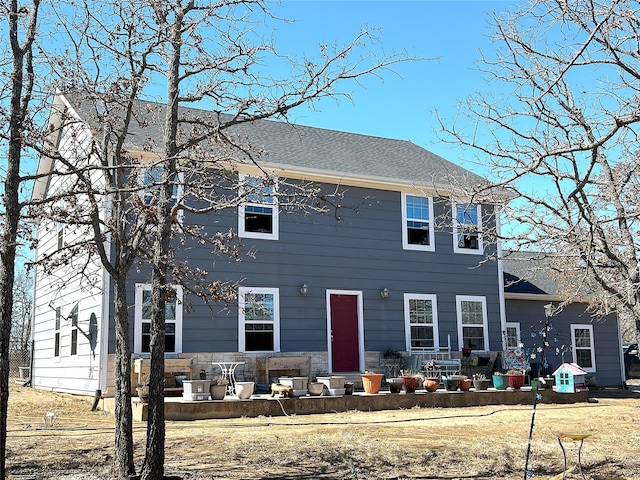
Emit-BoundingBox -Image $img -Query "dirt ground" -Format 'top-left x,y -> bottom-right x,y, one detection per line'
5,385 -> 640,479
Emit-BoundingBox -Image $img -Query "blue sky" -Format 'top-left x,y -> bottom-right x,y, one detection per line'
266,0 -> 520,176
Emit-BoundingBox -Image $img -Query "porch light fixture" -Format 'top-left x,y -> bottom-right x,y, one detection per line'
380,288 -> 389,299
299,284 -> 309,296
544,303 -> 554,319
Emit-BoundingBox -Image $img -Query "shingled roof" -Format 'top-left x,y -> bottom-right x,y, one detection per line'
66,94 -> 490,192
502,252 -> 560,297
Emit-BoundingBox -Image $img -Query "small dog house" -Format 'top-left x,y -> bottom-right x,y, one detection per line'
553,363 -> 588,393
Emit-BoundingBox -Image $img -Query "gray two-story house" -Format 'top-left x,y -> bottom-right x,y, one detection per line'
29,93 -> 624,396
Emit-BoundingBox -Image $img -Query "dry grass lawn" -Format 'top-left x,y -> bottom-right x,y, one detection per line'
5,385 -> 640,479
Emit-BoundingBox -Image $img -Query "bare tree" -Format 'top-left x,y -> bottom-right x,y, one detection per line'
0,0 -> 41,477
438,0 -> 640,333
35,1 -> 415,479
10,268 -> 32,371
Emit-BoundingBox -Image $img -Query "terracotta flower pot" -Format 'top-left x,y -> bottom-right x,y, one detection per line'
459,378 -> 472,391
361,373 -> 383,394
423,377 -> 440,392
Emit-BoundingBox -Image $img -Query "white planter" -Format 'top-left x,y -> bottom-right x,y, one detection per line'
182,380 -> 210,396
316,376 -> 345,390
235,381 -> 254,399
278,376 -> 308,392
308,382 -> 325,396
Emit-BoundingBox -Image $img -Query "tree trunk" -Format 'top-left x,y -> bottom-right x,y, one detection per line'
0,1 -> 38,475
113,276 -> 136,478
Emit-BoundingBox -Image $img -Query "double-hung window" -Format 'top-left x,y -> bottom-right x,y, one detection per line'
456,295 -> 489,351
70,303 -> 79,356
54,306 -> 61,358
404,294 -> 439,350
134,284 -> 183,354
504,322 -> 521,348
138,164 -> 184,222
571,324 -> 596,373
402,194 -> 435,251
57,222 -> 65,250
453,203 -> 482,254
238,287 -> 280,352
239,175 -> 279,240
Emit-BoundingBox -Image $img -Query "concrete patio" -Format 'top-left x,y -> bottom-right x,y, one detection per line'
102,386 -> 591,422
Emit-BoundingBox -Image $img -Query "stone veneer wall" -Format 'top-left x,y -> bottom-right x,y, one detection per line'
104,350 -> 500,397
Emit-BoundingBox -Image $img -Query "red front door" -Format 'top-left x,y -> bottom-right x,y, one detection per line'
330,294 -> 359,372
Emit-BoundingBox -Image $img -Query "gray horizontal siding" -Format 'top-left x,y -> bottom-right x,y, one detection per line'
505,299 -> 622,386
112,181 -> 503,355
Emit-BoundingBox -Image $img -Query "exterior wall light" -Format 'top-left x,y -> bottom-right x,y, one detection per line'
299,284 -> 309,296
380,288 -> 389,299
544,303 -> 554,318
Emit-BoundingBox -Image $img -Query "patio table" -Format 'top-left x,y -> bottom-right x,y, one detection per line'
212,361 -> 245,395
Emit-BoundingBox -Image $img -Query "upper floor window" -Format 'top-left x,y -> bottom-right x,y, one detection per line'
571,324 -> 596,373
402,194 -> 435,251
239,175 -> 279,240
456,295 -> 489,351
134,284 -> 183,354
138,164 -> 183,212
404,294 -> 439,350
453,203 -> 482,254
238,287 -> 280,352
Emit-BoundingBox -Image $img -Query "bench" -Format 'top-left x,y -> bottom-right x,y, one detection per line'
411,347 -> 461,380
133,357 -> 194,394
257,356 -> 311,384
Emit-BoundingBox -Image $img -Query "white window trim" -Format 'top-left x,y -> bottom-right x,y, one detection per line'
238,286 -> 281,353
504,321 -> 521,348
402,193 -> 435,252
571,324 -> 596,373
456,295 -> 489,351
70,303 -> 79,358
134,283 -> 183,355
453,202 -> 483,255
238,174 -> 279,241
53,306 -> 61,361
404,293 -> 439,351
138,168 -> 185,225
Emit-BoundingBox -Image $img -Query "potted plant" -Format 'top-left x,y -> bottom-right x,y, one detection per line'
361,371 -> 384,394
492,371 -> 509,390
174,372 -> 188,387
443,374 -> 464,391
235,381 -> 255,399
401,370 -> 421,393
209,376 -> 228,400
423,376 -> 440,392
459,377 -> 472,391
388,378 -> 403,393
473,373 -> 490,391
136,375 -> 150,403
507,369 -> 525,389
